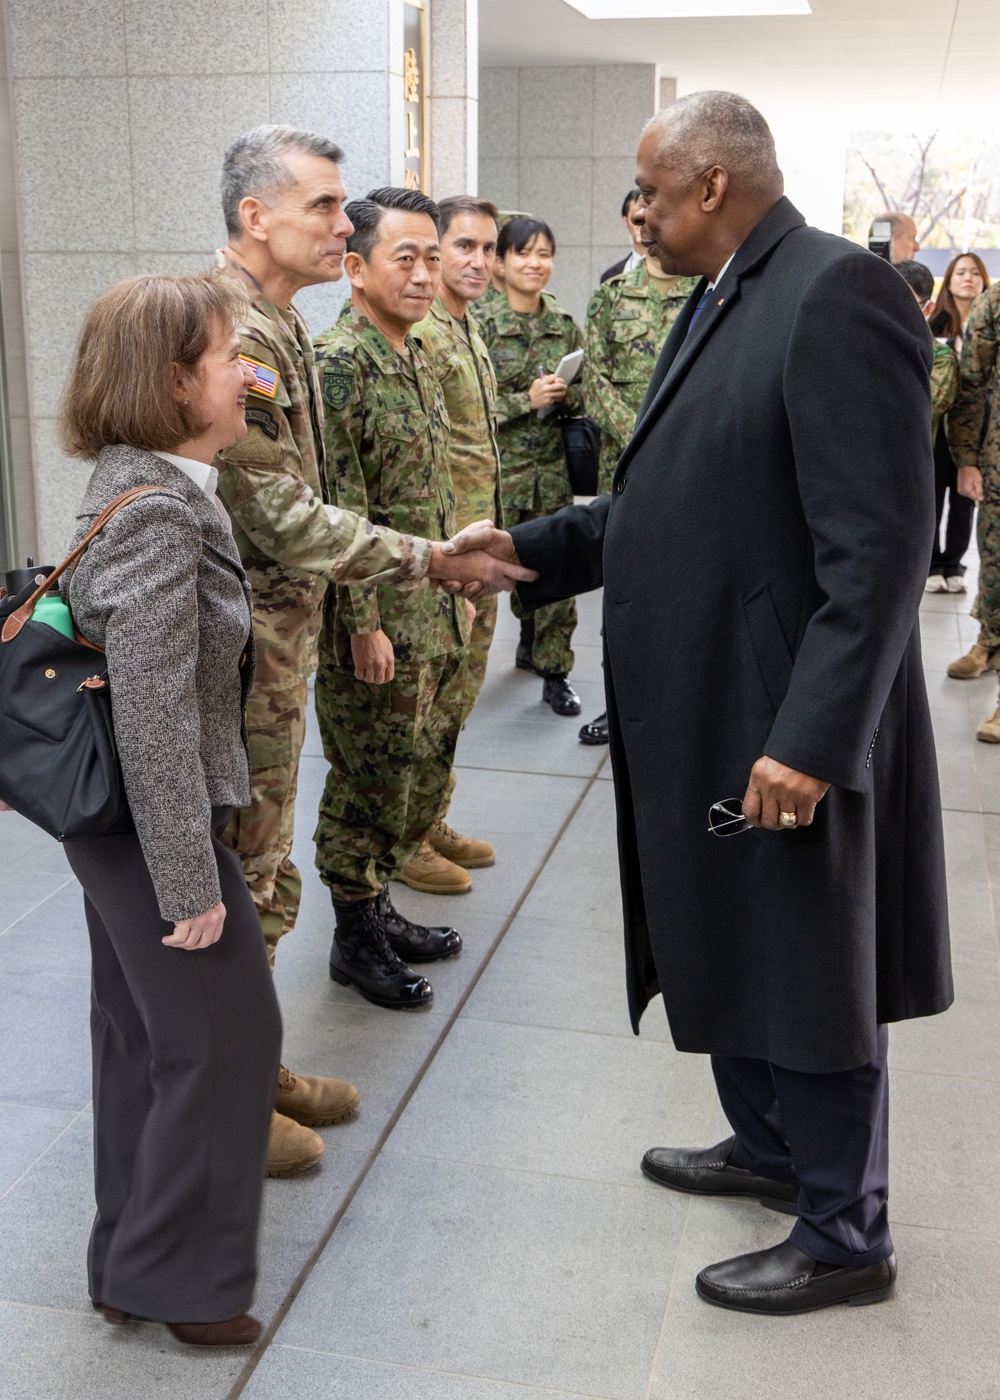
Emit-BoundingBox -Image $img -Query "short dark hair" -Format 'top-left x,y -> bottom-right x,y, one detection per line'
346,187 -> 442,262
497,216 -> 557,260
622,189 -> 640,217
895,259 -> 934,305
437,195 -> 499,236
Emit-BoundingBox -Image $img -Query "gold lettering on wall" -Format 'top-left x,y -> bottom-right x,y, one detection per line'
403,2 -> 426,193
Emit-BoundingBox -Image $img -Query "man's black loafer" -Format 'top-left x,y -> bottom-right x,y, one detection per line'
696,1239 -> 897,1314
641,1136 -> 799,1214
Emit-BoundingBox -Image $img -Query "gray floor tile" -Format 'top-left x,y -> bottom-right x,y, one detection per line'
274,1154 -> 683,1400
253,1146 -> 371,1321
461,912 -> 643,1039
385,1017 -> 714,1187
0,810 -> 71,877
0,1102 -> 77,1197
455,715 -> 609,778
0,1115 -> 94,1309
0,1302 -> 245,1399
889,1070 -> 1000,1234
0,971 -> 92,1110
244,1347 -> 611,1399
0,880 -> 91,977
646,1206 -> 1000,1400
0,872 -> 76,936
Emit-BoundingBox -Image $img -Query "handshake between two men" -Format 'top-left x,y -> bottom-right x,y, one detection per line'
432,518 -> 830,836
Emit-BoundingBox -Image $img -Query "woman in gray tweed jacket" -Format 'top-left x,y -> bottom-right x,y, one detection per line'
56,273 -> 283,1347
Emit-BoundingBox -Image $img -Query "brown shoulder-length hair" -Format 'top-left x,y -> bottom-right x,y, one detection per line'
60,272 -> 250,459
934,252 -> 991,340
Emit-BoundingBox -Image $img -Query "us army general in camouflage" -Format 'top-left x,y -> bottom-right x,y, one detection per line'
215,252 -> 431,962
583,260 -> 698,492
478,292 -> 582,678
313,301 -> 470,902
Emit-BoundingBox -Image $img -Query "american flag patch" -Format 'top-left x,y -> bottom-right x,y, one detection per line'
240,355 -> 280,399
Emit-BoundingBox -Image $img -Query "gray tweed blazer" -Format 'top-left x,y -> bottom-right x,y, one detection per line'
67,444 -> 254,921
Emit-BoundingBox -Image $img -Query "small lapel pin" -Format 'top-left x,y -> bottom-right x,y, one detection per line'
717,297 -> 725,306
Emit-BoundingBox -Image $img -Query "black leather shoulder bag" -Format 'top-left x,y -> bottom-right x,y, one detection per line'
0,486 -> 160,841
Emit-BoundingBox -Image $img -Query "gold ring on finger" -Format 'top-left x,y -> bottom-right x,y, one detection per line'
779,810 -> 798,829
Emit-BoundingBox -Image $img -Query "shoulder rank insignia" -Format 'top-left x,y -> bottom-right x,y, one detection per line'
240,355 -> 280,399
323,367 -> 354,411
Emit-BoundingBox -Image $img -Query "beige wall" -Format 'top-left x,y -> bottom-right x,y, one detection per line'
478,63 -> 656,326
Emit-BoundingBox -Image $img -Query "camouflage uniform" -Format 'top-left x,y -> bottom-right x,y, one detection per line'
931,339 -> 958,439
313,302 -> 470,901
215,254 -> 430,960
478,294 -> 583,676
950,285 -> 1000,667
415,296 -> 503,734
583,262 -> 699,492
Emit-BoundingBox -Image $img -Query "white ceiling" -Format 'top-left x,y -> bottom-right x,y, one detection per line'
478,0 -> 1000,123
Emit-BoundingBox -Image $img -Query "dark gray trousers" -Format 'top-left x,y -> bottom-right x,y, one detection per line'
64,807 -> 282,1323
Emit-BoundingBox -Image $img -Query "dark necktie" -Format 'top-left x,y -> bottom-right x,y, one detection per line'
686,287 -> 712,336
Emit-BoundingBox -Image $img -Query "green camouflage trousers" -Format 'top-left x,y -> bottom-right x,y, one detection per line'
974,495 -> 1000,671
508,503 -> 576,676
436,594 -> 498,823
222,565 -> 324,966
314,649 -> 469,900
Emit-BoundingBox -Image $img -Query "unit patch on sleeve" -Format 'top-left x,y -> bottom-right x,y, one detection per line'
323,368 -> 354,411
244,406 -> 279,440
240,355 -> 280,399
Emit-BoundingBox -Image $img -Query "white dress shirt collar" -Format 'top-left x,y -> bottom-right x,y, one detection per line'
153,451 -> 219,500
708,252 -> 737,292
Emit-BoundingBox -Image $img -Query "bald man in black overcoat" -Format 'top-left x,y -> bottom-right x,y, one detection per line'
446,93 -> 953,1314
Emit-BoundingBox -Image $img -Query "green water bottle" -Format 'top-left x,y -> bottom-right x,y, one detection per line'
32,591 -> 75,640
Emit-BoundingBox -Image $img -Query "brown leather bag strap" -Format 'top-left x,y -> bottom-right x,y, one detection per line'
1,486 -> 163,643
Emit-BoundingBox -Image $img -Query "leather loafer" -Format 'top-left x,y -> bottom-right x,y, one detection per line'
92,1300 -> 131,1325
641,1136 -> 799,1214
167,1313 -> 262,1346
578,711 -> 609,745
696,1239 -> 897,1315
542,674 -> 581,716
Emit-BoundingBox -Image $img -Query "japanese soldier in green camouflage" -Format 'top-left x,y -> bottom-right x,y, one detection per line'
478,216 -> 584,717
946,282 -> 1000,739
401,196 -> 504,897
313,187 -> 471,1012
584,255 -> 698,489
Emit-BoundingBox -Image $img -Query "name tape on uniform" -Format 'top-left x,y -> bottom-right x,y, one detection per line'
240,355 -> 280,399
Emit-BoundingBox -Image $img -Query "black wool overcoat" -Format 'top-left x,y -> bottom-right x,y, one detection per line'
512,197 -> 953,1074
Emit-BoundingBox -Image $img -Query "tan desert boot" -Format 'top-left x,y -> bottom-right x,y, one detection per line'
266,1110 -> 323,1177
977,700 -> 1000,743
948,641 -> 989,679
274,1064 -> 360,1127
428,820 -> 495,869
398,840 -> 472,894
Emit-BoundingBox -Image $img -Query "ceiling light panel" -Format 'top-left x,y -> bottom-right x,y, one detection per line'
565,1 -> 811,16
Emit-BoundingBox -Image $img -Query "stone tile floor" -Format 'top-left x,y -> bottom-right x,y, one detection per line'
2,574 -> 1000,1398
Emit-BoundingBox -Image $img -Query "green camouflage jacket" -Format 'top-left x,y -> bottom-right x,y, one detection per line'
478,295 -> 583,515
414,297 -> 503,529
583,262 -> 698,475
949,284 -> 1000,478
313,301 -> 469,668
930,340 -> 958,440
214,257 -> 431,659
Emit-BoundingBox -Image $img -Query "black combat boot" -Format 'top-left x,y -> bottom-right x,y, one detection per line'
578,710 -> 609,745
515,617 -> 542,675
330,895 -> 433,1010
375,887 -> 462,963
542,673 -> 581,716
